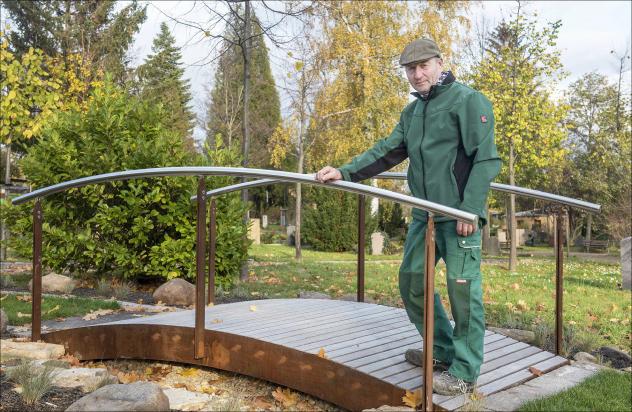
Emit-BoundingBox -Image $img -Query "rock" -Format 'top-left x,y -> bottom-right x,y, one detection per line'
152,278 -> 196,306
371,232 -> 385,255
488,327 -> 536,344
28,272 -> 76,293
622,367 -> 631,373
162,387 -> 215,411
66,381 -> 170,411
0,309 -> 7,334
0,339 -> 65,360
621,237 -> 631,290
593,346 -> 632,369
297,291 -> 331,299
339,293 -> 377,304
52,367 -> 116,389
573,351 -> 597,363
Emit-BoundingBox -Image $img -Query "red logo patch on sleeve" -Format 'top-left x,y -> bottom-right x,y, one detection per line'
481,115 -> 487,123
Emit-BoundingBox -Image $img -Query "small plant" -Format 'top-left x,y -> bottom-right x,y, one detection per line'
95,279 -> 112,296
0,275 -> 16,288
7,359 -> 58,405
83,374 -> 117,393
112,281 -> 134,300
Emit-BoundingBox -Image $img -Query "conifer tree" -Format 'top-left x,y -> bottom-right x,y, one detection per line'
137,22 -> 195,146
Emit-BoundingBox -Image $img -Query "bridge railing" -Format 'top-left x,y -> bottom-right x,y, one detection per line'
13,167 -> 485,411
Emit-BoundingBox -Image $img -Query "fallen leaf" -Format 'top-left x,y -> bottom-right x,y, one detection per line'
82,309 -> 114,321
510,283 -> 520,290
609,318 -> 620,323
317,348 -> 328,359
45,305 -> 60,315
137,299 -> 144,304
17,312 -> 32,318
0,294 -> 8,301
272,387 -> 298,407
16,295 -> 32,302
250,305 -> 257,312
179,367 -> 200,378
402,389 -> 422,408
528,366 -> 543,376
211,318 -> 222,324
207,302 -> 214,307
117,371 -> 142,383
252,396 -> 274,410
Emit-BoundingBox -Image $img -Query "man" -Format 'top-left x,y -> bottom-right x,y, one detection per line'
315,38 -> 501,395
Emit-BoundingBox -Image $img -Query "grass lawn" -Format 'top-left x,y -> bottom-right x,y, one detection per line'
241,244 -> 630,354
518,369 -> 632,411
0,293 -> 121,326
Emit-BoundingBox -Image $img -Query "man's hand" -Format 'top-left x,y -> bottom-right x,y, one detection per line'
315,166 -> 342,183
457,221 -> 476,236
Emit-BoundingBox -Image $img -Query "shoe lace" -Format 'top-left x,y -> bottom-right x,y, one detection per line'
439,371 -> 471,394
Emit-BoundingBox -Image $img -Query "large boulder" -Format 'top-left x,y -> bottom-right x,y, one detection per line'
28,272 -> 76,293
0,309 -> 7,335
66,381 -> 170,411
152,278 -> 196,306
0,339 -> 65,360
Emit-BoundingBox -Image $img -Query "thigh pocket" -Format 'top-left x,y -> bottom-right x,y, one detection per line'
448,235 -> 481,280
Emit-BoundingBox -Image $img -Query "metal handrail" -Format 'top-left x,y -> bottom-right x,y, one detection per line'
376,172 -> 601,213
12,167 -> 477,225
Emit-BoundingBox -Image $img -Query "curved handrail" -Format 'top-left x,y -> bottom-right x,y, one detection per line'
376,172 -> 601,213
10,167 -> 478,225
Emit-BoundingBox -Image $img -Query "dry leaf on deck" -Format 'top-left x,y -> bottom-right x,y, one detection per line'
528,366 -> 543,376
272,387 -> 298,407
82,309 -> 114,321
211,318 -> 222,324
17,312 -> 31,318
249,305 -> 257,312
317,348 -> 328,359
402,389 -> 422,408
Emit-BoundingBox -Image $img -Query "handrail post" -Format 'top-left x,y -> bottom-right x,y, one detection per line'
31,199 -> 43,342
207,198 -> 216,305
422,215 -> 436,411
357,195 -> 365,303
555,211 -> 564,355
195,177 -> 206,358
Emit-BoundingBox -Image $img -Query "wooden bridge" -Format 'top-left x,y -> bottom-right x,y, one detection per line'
41,298 -> 568,411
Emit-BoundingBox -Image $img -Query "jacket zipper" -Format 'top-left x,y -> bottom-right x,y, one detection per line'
420,86 -> 436,207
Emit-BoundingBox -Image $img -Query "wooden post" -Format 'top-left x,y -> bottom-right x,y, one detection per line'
31,199 -> 42,342
207,198 -> 216,305
422,215 -> 436,411
195,177 -> 206,358
357,195 -> 365,303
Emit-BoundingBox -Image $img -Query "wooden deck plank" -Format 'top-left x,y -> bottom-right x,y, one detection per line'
479,346 -> 543,374
298,323 -> 414,353
331,333 -> 421,362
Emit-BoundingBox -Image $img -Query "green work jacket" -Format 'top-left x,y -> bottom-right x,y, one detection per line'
338,72 -> 501,224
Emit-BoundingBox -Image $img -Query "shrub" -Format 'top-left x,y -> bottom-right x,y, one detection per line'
7,359 -> 58,405
302,186 -> 377,252
378,201 -> 406,238
5,80 -> 248,286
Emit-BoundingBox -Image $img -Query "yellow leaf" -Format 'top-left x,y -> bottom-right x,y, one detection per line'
17,312 -> 32,318
82,309 -> 114,320
211,318 -> 223,324
180,368 -> 200,377
272,387 -> 298,407
528,366 -> 543,376
402,389 -> 422,408
510,283 -> 520,290
317,348 -> 328,359
45,305 -> 60,315
250,305 -> 257,312
0,294 -> 7,301
207,302 -> 214,307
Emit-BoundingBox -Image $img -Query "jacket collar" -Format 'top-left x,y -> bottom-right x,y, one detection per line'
411,70 -> 456,101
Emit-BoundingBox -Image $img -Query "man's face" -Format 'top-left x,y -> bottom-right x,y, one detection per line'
405,58 -> 443,94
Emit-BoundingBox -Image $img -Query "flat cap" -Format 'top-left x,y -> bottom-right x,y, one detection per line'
399,38 -> 442,66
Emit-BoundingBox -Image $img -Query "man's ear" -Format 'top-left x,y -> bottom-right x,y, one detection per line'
436,58 -> 444,68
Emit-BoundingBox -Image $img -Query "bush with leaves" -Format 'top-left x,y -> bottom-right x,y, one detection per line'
302,186 -> 377,252
378,201 -> 406,239
4,80 -> 248,285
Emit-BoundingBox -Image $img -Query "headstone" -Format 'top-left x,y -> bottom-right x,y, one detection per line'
621,237 -> 631,290
66,382 -> 170,411
286,225 -> 296,246
371,232 -> 385,255
497,230 -> 507,243
0,339 -> 65,360
152,278 -> 196,306
248,218 -> 260,245
280,208 -> 287,226
487,235 -> 500,256
261,215 -> 268,229
28,272 -> 76,293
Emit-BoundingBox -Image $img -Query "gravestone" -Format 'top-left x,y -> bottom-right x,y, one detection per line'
286,225 -> 296,246
371,232 -> 385,255
487,235 -> 500,256
280,208 -> 287,226
248,218 -> 260,245
261,215 -> 268,229
621,237 -> 631,290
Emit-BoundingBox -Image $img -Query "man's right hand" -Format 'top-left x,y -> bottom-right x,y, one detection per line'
315,166 -> 342,183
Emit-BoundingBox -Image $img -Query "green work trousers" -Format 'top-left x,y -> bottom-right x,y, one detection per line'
399,219 -> 485,382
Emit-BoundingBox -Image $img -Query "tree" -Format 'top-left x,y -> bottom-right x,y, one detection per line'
3,0 -> 146,83
137,22 -> 195,149
469,5 -> 568,271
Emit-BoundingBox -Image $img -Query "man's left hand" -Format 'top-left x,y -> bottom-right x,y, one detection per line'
457,221 -> 476,236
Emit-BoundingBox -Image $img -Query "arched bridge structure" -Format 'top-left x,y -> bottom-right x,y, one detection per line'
11,167 -> 600,411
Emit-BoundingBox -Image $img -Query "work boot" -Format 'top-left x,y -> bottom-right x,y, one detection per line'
432,371 -> 475,395
404,349 -> 449,371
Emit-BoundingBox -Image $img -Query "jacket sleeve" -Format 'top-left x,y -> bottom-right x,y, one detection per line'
458,92 -> 501,224
338,116 -> 408,182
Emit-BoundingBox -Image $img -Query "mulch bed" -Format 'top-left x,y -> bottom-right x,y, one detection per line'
0,372 -> 85,412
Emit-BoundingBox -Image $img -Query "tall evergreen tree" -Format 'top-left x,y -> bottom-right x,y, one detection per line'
205,13 -> 281,168
3,0 -> 146,82
137,22 -> 195,147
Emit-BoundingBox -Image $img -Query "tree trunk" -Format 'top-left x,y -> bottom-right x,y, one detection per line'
509,141 -> 517,272
3,145 -> 10,185
239,0 -> 252,282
